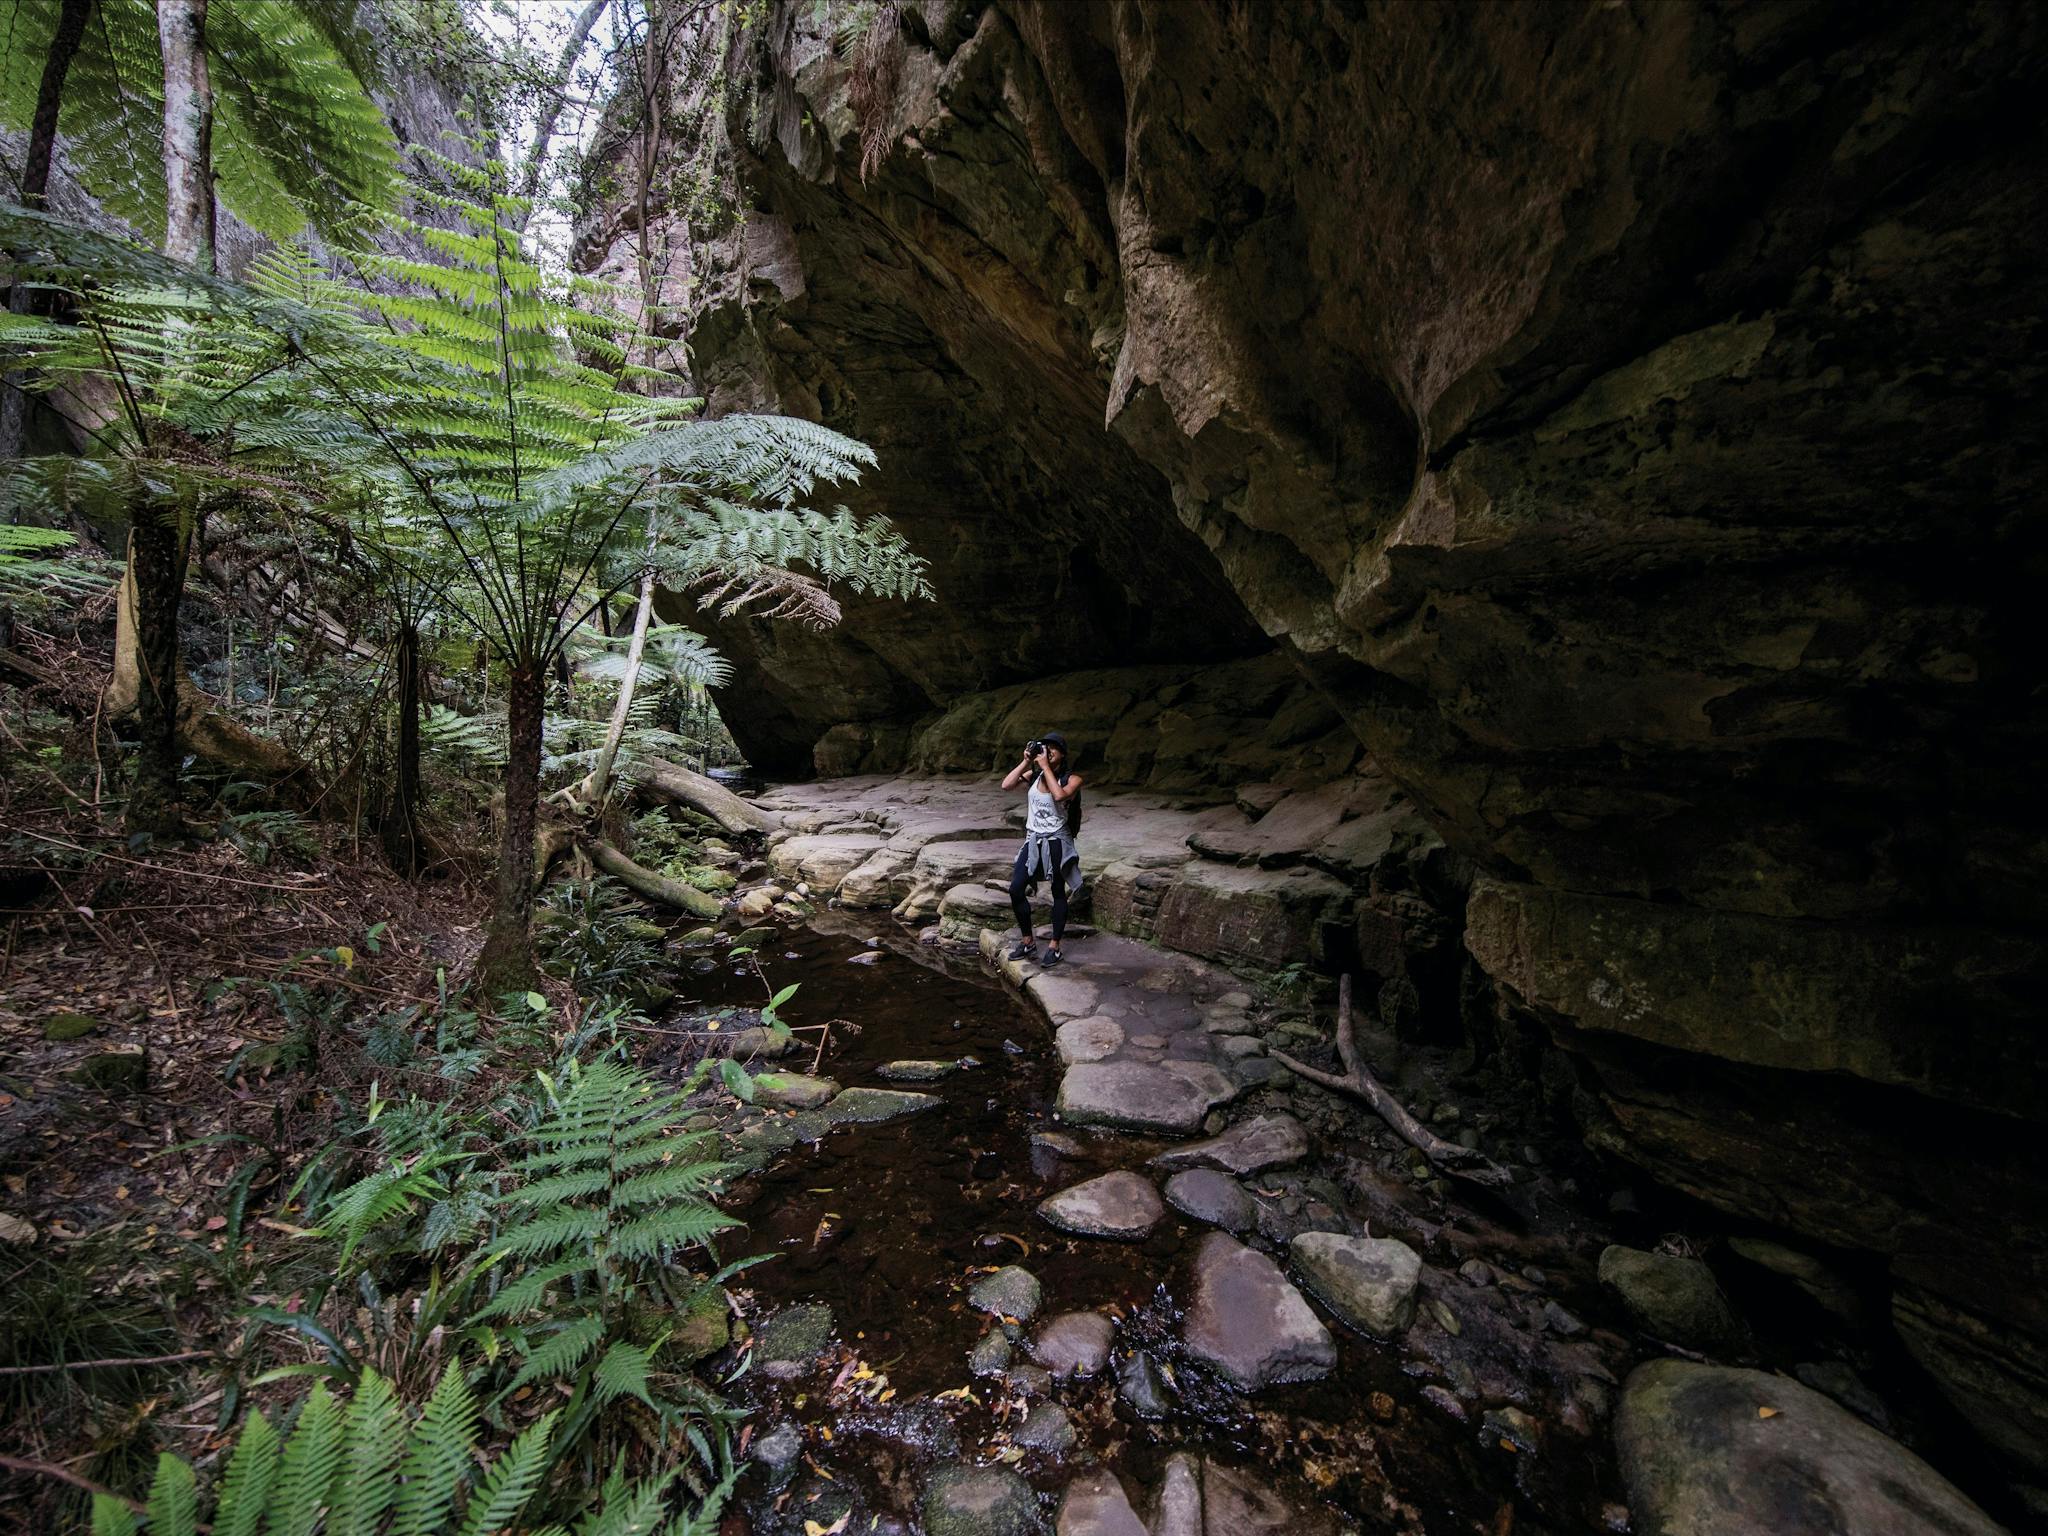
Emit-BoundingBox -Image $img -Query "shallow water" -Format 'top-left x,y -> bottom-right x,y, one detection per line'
655,915 -> 1620,1535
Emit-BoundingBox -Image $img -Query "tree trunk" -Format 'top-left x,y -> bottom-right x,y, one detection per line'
381,620 -> 422,874
566,512 -> 657,811
579,836 -> 723,920
638,756 -> 778,837
479,658 -> 544,992
157,0 -> 215,269
0,0 -> 94,651
125,501 -> 188,836
513,0 -> 610,212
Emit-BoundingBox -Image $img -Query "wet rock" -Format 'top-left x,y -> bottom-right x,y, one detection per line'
1006,1363 -> 1053,1396
1030,1130 -> 1086,1160
824,1087 -> 942,1126
1150,1114 -> 1308,1176
922,1464 -> 1044,1536
728,1025 -> 796,1059
1201,1010 -> 1259,1036
1793,1360 -> 1889,1427
735,889 -> 775,922
753,1303 -> 833,1378
1482,1404 -> 1542,1455
1200,1457 -> 1346,1536
1421,1384 -> 1468,1422
1726,1235 -> 1867,1325
1037,1171 -> 1164,1240
65,1044 -> 146,1093
1289,1232 -> 1421,1336
1116,1351 -> 1171,1420
753,1072 -> 838,1110
672,1288 -> 730,1361
969,1265 -> 1043,1325
1014,1401 -> 1077,1457
1598,1245 -> 1745,1353
1458,1258 -> 1495,1287
1154,1454 -> 1202,1536
1053,1470 -> 1143,1536
1182,1231 -> 1336,1390
753,1421 -> 803,1490
845,949 -> 880,964
1030,1310 -> 1114,1379
1163,1169 -> 1255,1233
878,1058 -> 968,1081
1542,1300 -> 1587,1338
1216,1035 -> 1264,1060
970,1330 -> 1013,1377
1615,1359 -> 2003,1536
1056,1062 -> 1236,1135
43,1011 -> 98,1041
1229,1057 -> 1279,1089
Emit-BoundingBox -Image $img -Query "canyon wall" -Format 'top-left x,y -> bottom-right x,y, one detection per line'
584,0 -> 2048,1483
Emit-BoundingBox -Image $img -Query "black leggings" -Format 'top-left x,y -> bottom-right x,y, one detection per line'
1010,845 -> 1067,944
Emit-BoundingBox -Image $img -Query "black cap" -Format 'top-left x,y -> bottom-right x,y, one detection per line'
1041,730 -> 1067,750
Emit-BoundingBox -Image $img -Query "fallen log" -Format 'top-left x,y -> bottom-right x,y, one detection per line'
578,835 -> 725,920
635,756 -> 780,837
1272,974 -> 1515,1190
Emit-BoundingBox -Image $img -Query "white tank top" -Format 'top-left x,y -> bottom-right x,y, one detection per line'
1026,780 -> 1065,836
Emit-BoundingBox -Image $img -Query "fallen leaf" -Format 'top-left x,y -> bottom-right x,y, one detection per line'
203,1215 -> 227,1231
1758,1406 -> 1780,1419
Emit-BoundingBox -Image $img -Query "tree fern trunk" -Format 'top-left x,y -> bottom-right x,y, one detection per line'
126,497 -> 187,836
0,0 -> 94,653
480,659 -> 544,991
381,620 -> 422,875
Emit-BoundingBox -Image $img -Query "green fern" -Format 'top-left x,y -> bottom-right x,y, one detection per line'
85,1364 -> 733,1535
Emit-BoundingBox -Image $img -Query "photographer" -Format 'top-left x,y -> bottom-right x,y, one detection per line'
1000,730 -> 1084,966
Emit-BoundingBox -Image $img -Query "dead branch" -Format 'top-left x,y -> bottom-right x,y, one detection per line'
634,756 -> 780,836
577,834 -> 724,920
0,1349 -> 215,1377
1272,974 -> 1515,1190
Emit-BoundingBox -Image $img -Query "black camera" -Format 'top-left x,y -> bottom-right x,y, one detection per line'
1024,738 -> 1045,758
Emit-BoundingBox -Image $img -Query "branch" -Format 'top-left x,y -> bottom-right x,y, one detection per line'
0,1349 -> 216,1377
1272,975 -> 1515,1190
577,834 -> 722,919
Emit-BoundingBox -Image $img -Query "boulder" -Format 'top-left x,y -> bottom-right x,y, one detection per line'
1057,1061 -> 1237,1135
1150,1114 -> 1309,1175
1181,1232 -> 1336,1391
1164,1169 -> 1256,1233
1037,1171 -> 1165,1240
1615,1359 -> 2003,1535
1289,1232 -> 1421,1336
1599,1245 -> 1746,1354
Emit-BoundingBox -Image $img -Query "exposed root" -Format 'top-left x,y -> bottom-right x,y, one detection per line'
577,834 -> 724,920
1273,974 -> 1516,1191
634,756 -> 780,837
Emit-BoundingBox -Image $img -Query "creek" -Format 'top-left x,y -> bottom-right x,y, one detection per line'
648,913 -> 1626,1536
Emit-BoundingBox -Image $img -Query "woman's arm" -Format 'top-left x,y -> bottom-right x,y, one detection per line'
1001,753 -> 1037,790
1038,764 -> 1083,801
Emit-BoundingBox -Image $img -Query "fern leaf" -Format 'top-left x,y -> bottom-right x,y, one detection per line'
212,1408 -> 280,1536
328,1371 -> 405,1536
590,1341 -> 653,1408
144,1453 -> 199,1536
390,1363 -> 479,1536
508,1313 -> 605,1390
268,1381 -> 343,1536
453,1412 -> 559,1536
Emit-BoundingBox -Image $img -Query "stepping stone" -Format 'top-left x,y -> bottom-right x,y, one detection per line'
969,1265 -> 1043,1324
1056,1017 -> 1124,1064
923,1464 -> 1042,1536
754,1303 -> 833,1378
1164,1168 -> 1255,1233
1038,1171 -> 1164,1240
1153,1455 -> 1202,1536
878,1058 -> 969,1081
1116,1351 -> 1171,1420
753,1072 -> 838,1110
1150,1113 -> 1308,1175
1289,1232 -> 1421,1335
1055,1469 -> 1145,1536
1056,1061 -> 1236,1134
1030,1310 -> 1114,1378
1181,1232 -> 1335,1391
824,1087 -> 942,1126
1616,1360 -> 2004,1536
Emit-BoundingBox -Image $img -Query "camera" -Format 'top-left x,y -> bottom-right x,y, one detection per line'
1024,738 -> 1045,758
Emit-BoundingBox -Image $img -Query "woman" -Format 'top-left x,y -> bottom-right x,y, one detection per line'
1001,730 -> 1084,965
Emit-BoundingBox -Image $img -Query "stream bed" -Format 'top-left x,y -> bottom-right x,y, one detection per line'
651,914 -> 1627,1536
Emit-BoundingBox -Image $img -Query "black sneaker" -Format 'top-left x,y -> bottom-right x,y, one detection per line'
1008,941 -> 1037,960
1042,948 -> 1064,968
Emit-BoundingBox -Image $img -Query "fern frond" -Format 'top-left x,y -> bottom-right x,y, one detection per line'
327,1371 -> 405,1536
454,1412 -> 559,1536
144,1454 -> 199,1536
508,1313 -> 605,1391
390,1364 -> 478,1536
211,1408 -> 280,1536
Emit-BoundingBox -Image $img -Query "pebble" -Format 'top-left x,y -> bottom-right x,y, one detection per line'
969,1330 -> 1013,1376
1005,1363 -> 1052,1396
754,1421 -> 803,1489
1421,1384 -> 1469,1422
1013,1401 -> 1076,1455
968,1265 -> 1043,1325
1484,1405 -> 1542,1454
1458,1258 -> 1495,1287
1543,1300 -> 1587,1337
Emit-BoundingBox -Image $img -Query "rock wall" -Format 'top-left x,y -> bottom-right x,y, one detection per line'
598,0 -> 2048,1484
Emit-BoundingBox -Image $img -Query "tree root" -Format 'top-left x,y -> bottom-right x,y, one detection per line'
1272,974 -> 1515,1191
577,835 -> 724,920
634,757 -> 779,837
